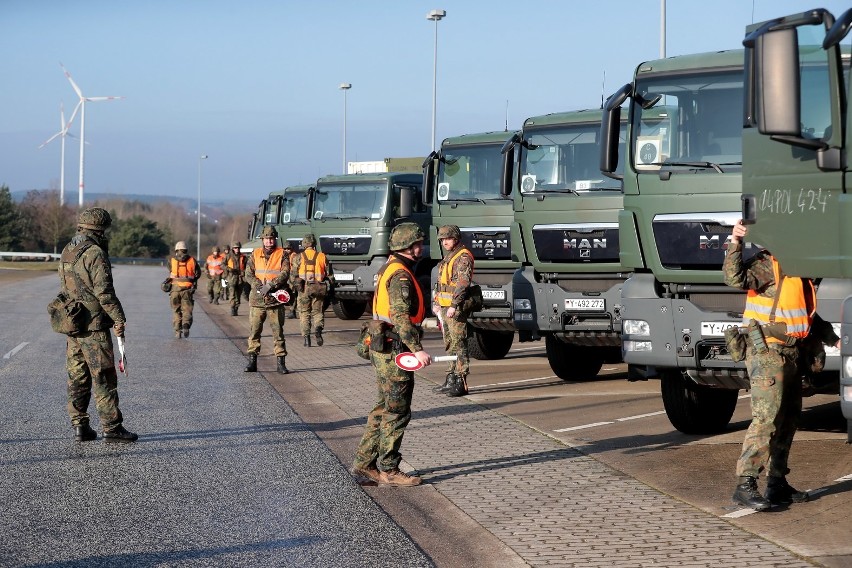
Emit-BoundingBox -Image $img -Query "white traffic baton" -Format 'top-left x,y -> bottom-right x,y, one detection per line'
394,353 -> 456,371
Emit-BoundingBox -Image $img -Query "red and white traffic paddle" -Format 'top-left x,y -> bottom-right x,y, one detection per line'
394,353 -> 457,371
270,289 -> 291,304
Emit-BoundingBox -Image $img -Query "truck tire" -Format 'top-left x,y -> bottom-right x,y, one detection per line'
467,328 -> 513,360
546,335 -> 604,380
660,370 -> 738,434
331,299 -> 367,320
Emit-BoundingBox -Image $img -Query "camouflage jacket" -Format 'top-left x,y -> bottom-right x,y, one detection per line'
434,244 -> 473,308
382,254 -> 424,352
244,246 -> 291,308
224,251 -> 246,277
59,233 -> 126,331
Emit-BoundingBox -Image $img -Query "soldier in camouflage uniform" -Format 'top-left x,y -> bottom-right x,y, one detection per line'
724,219 -> 839,511
203,246 -> 226,304
168,241 -> 201,338
224,241 -> 246,316
290,234 -> 334,347
432,224 -> 473,396
243,225 -> 292,374
58,207 -> 137,443
352,222 -> 432,487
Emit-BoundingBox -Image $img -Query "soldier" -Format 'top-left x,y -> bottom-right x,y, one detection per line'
352,222 -> 432,487
282,239 -> 299,319
204,246 -> 226,304
432,224 -> 473,397
58,207 -> 137,442
168,241 -> 201,338
224,241 -> 246,316
244,225 -> 292,374
724,219 -> 840,511
221,245 -> 231,301
290,233 -> 334,347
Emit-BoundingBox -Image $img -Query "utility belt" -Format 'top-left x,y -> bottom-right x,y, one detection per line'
725,319 -> 799,362
366,321 -> 420,354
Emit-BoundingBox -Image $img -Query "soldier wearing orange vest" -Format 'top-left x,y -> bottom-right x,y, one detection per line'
352,222 -> 432,487
168,241 -> 201,338
290,233 -> 334,347
243,226 -> 292,374
724,220 -> 839,511
224,241 -> 246,316
204,246 -> 226,304
432,224 -> 474,396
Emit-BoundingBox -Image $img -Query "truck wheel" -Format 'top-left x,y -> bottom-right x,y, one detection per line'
546,335 -> 604,380
660,370 -> 738,434
467,328 -> 514,360
331,299 -> 367,320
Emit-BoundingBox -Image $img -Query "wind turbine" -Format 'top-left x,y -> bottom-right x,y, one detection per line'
60,63 -> 124,208
38,102 -> 81,206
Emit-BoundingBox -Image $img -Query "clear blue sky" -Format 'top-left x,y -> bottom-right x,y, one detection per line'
2,0 -> 848,203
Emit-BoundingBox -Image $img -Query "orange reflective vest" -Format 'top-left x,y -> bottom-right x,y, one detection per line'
373,258 -> 425,325
436,246 -> 473,307
206,253 -> 225,276
252,247 -> 285,283
226,253 -> 245,273
298,249 -> 328,282
170,257 -> 197,289
742,256 -> 816,342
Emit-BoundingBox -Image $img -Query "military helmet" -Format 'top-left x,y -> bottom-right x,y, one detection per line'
302,234 -> 317,247
260,226 -> 278,239
437,224 -> 461,240
77,207 -> 112,231
231,241 -> 242,249
174,241 -> 188,251
388,222 -> 425,251
212,246 -> 221,254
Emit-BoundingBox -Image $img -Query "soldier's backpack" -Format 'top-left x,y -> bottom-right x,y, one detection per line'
47,242 -> 92,336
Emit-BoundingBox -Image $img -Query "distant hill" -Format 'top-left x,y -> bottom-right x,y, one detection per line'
10,191 -> 259,214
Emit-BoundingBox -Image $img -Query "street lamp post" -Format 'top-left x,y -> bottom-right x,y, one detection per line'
339,83 -> 351,174
427,9 -> 446,152
197,154 -> 208,261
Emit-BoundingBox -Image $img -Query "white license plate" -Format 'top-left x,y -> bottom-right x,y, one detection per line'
565,298 -> 605,311
482,290 -> 505,300
701,321 -> 739,337
335,272 -> 354,281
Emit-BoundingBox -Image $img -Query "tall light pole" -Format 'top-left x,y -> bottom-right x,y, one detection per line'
427,9 -> 446,152
339,83 -> 351,174
197,154 -> 208,262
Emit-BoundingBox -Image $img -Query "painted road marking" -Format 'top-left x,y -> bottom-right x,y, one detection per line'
471,375 -> 558,389
3,342 -> 28,359
616,411 -> 667,422
554,422 -> 615,432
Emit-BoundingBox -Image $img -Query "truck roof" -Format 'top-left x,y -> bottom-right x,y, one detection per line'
635,49 -> 743,77
316,172 -> 422,184
441,130 -> 516,147
267,184 -> 314,198
522,108 -> 606,129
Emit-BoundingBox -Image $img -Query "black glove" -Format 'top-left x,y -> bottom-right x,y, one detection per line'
258,283 -> 272,296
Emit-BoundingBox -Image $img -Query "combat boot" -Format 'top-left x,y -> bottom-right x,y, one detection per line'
303,335 -> 311,347
277,356 -> 289,374
104,425 -> 138,443
288,309 -> 297,319
315,329 -> 324,346
433,373 -> 453,393
175,329 -> 182,338
351,463 -> 382,484
447,374 -> 468,397
378,468 -> 422,487
733,476 -> 771,511
765,476 -> 809,505
231,306 -> 238,316
182,325 -> 190,338
244,353 -> 258,372
213,298 -> 219,305
74,423 -> 97,442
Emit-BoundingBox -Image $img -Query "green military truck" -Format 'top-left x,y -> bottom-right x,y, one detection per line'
423,131 -> 521,359
311,172 -> 432,320
244,184 -> 315,253
739,8 -> 852,436
500,110 -> 628,378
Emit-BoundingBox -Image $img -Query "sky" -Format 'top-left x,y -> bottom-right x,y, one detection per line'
2,0 -> 850,204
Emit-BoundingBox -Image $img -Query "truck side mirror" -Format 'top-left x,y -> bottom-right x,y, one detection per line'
741,194 -> 756,225
753,28 -> 800,136
422,157 -> 436,205
398,186 -> 413,218
500,145 -> 515,197
600,84 -> 630,179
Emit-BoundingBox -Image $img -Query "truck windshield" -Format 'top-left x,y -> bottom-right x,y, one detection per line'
281,193 -> 309,223
437,144 -> 503,201
520,123 -> 623,193
314,183 -> 386,220
632,69 -> 743,172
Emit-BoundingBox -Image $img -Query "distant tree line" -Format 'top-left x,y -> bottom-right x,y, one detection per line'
0,185 -> 253,258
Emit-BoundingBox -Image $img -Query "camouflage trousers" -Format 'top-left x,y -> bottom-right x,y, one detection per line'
353,348 -> 414,472
170,288 -> 195,331
207,275 -> 223,301
736,343 -> 801,478
247,305 -> 288,356
297,284 -> 326,336
227,275 -> 242,308
66,329 -> 123,430
439,306 -> 469,378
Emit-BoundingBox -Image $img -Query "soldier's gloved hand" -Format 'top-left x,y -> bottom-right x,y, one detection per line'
113,323 -> 126,338
258,283 -> 272,296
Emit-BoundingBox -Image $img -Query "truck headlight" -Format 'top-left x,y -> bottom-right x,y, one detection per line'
843,356 -> 852,379
623,319 -> 650,336
514,298 -> 532,311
